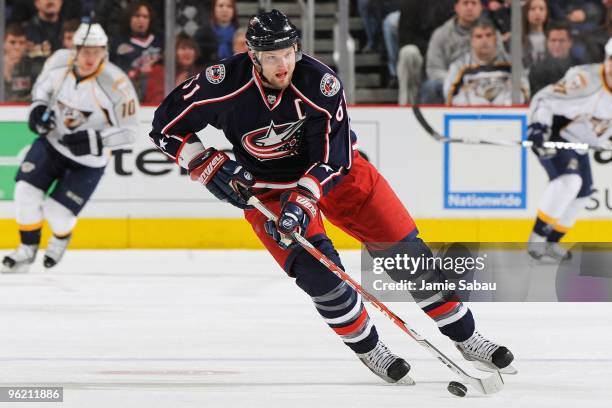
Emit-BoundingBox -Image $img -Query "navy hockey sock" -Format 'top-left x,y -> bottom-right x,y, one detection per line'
310,281 -> 379,354
19,227 -> 42,246
372,234 -> 475,343
547,228 -> 566,243
533,217 -> 553,237
292,239 -> 378,354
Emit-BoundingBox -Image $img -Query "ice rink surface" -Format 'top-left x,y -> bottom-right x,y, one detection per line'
0,249 -> 611,408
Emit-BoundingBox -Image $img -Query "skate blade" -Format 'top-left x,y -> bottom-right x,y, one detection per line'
1,263 -> 31,274
472,360 -> 518,375
394,374 -> 416,385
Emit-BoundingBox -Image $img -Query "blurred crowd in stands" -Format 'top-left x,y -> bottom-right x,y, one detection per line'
360,0 -> 612,105
3,0 -> 612,106
3,0 -> 246,104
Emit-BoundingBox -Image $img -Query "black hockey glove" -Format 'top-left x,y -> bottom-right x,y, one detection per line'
28,105 -> 56,136
188,148 -> 255,209
528,123 -> 556,159
59,129 -> 104,156
264,188 -> 318,250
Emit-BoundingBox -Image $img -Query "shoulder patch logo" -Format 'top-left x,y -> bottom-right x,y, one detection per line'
320,73 -> 340,97
206,64 -> 226,84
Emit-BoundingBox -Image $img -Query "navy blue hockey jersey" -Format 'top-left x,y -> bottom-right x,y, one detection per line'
149,53 -> 357,199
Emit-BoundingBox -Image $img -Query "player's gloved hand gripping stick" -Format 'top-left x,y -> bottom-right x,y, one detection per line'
527,123 -> 557,159
188,148 -> 255,209
244,191 -> 505,395
29,105 -> 56,136
264,188 -> 318,249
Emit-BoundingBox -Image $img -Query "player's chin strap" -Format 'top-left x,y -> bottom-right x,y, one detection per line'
238,187 -> 505,395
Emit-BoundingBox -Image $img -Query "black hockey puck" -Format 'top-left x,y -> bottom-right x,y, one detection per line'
447,381 -> 467,397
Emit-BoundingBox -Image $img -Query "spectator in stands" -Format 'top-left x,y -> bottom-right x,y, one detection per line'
3,24 -> 35,102
548,1 -> 605,32
522,0 -> 549,69
388,0 -> 454,104
444,18 -> 529,106
585,4 -> 612,60
549,0 -> 606,61
424,0 -> 485,104
9,0 -> 81,25
233,27 -> 248,54
110,0 -> 163,101
529,22 -> 582,94
194,0 -> 238,65
93,0 -> 129,41
488,0 -> 511,46
25,0 -> 64,60
357,0 -> 400,52
142,33 -> 202,104
60,19 -> 80,49
95,0 -> 164,41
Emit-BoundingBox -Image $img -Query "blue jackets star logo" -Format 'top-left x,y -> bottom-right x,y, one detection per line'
241,118 -> 306,161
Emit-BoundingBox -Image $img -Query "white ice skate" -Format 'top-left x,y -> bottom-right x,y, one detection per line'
1,244 -> 38,273
357,340 -> 415,384
43,235 -> 71,268
455,330 -> 517,375
528,241 -> 572,261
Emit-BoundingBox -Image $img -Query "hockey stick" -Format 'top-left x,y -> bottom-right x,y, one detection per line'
246,194 -> 504,395
412,105 -> 610,152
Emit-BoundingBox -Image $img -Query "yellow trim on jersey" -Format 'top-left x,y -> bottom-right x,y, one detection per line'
2,218 -> 612,249
553,224 -> 571,233
600,65 -> 612,94
18,221 -> 44,231
537,210 -> 558,225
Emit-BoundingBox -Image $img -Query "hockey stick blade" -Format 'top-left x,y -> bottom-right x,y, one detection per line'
412,105 -> 609,152
247,194 -> 504,395
412,105 -> 446,142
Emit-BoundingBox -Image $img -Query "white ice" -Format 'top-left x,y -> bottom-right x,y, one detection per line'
0,250 -> 611,408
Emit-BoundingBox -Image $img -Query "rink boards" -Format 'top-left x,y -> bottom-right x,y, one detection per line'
1,106 -> 611,248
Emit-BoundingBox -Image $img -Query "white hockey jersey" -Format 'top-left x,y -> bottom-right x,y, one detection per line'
30,49 -> 139,168
444,52 -> 530,106
529,64 -> 612,149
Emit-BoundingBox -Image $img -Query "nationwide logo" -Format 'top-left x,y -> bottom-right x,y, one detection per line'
241,118 -> 306,161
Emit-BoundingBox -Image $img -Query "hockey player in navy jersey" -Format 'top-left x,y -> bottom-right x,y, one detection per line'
150,10 -> 514,383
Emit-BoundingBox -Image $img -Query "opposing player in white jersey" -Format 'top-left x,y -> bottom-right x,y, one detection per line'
1,23 -> 139,273
527,38 -> 612,260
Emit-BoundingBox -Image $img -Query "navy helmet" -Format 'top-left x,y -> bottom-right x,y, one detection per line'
246,9 -> 302,60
